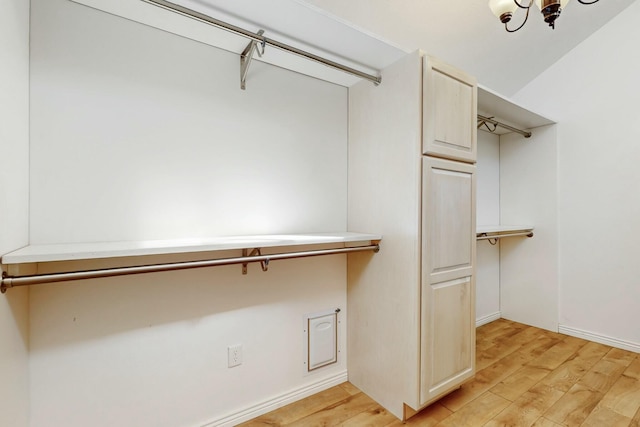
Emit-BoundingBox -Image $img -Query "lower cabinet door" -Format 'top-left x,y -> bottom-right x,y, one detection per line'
420,275 -> 475,405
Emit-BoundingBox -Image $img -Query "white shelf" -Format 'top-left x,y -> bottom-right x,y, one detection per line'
478,85 -> 555,136
476,225 -> 534,241
1,232 -> 382,264
1,232 -> 382,292
476,225 -> 533,234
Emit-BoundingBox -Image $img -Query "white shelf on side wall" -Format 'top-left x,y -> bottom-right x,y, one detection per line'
1,232 -> 382,292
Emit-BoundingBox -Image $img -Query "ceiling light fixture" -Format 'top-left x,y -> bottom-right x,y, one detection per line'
489,0 -> 599,32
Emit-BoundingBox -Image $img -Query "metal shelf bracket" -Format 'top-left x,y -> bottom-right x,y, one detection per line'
240,29 -> 265,90
242,247 -> 269,274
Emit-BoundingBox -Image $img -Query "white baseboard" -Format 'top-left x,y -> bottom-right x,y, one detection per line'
476,312 -> 501,327
558,325 -> 640,353
201,370 -> 348,427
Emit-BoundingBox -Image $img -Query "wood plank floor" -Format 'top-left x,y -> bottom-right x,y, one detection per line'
239,319 -> 640,426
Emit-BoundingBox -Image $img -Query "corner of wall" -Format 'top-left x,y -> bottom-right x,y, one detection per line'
1,0 -> 32,426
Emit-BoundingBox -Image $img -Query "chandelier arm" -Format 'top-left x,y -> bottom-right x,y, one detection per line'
577,0 -> 599,4
513,0 -> 534,10
506,5 -> 531,32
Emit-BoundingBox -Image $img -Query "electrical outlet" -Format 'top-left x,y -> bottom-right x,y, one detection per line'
228,344 -> 242,368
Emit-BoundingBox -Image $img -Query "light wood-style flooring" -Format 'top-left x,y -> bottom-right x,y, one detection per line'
239,319 -> 640,426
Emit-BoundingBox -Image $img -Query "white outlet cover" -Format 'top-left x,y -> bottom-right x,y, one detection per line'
228,344 -> 242,368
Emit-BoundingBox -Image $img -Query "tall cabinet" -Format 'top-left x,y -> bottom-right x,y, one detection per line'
347,51 -> 477,419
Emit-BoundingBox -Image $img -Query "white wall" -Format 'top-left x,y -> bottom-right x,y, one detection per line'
29,0 -> 349,426
30,3 -> 347,244
476,130 -> 501,324
515,0 -> 640,349
500,125 -> 559,332
0,0 -> 30,426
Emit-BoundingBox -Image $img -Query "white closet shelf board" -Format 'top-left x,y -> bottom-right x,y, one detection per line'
69,0 -> 405,87
2,232 -> 382,265
478,85 -> 555,135
476,225 -> 534,241
476,225 -> 533,235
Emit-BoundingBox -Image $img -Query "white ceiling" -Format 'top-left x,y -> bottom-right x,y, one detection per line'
183,0 -> 635,96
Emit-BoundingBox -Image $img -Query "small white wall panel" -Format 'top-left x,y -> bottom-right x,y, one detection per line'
306,312 -> 337,371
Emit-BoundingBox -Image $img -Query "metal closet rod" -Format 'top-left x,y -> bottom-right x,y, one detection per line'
477,114 -> 532,138
141,0 -> 382,86
0,244 -> 379,291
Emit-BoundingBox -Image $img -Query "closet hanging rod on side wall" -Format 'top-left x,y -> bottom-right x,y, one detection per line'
141,0 -> 382,86
477,114 -> 532,138
476,231 -> 534,241
0,244 -> 379,291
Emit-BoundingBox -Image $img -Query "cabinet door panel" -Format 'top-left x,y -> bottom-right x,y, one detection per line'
423,55 -> 477,163
420,276 -> 475,404
423,157 -> 476,284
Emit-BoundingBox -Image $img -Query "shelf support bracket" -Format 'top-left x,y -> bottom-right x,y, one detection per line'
240,29 -> 265,90
242,248 -> 264,274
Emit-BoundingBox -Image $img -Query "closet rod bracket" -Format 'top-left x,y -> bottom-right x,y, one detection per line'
477,114 -> 532,138
240,29 -> 266,90
1,272 -> 9,293
242,247 -> 268,274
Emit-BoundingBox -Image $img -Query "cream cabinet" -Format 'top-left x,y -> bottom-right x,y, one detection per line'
347,51 -> 476,420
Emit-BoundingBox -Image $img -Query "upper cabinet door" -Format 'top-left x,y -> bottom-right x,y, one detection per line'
423,55 -> 477,163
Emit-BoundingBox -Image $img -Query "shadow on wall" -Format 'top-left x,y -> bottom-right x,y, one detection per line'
27,255 -> 344,352
4,286 -> 30,348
